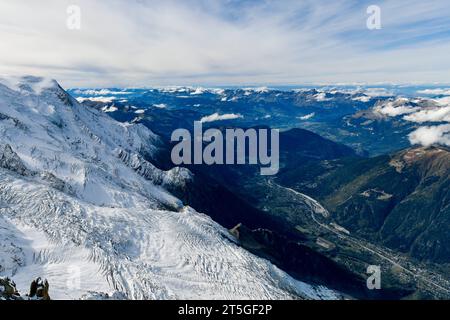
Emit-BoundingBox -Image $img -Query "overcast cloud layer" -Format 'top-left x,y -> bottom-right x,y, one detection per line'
1,0 -> 450,87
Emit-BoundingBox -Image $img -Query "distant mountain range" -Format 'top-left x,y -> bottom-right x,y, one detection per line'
1,78 -> 449,300
69,85 -> 450,156
0,76 -> 338,300
70,84 -> 450,299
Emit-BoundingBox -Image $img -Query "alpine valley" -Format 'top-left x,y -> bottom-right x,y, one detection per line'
1,76 -> 450,300
0,76 -> 339,300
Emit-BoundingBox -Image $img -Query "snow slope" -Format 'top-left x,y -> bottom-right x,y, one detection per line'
0,76 -> 339,300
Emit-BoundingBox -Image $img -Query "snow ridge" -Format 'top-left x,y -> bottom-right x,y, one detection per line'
0,76 -> 339,300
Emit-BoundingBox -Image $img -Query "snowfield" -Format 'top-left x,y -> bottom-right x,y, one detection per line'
0,76 -> 339,300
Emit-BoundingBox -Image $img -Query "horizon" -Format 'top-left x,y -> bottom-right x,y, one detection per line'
1,0 -> 450,87
67,83 -> 450,89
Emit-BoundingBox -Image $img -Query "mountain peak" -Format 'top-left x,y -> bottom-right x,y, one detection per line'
388,146 -> 450,176
0,75 -> 58,94
0,76 -> 337,300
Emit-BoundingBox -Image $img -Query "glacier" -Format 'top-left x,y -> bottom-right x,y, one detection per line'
0,76 -> 339,300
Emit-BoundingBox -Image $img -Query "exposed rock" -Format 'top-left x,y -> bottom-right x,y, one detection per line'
0,277 -> 20,300
116,148 -> 193,189
0,144 -> 30,176
29,277 -> 51,300
40,171 -> 74,194
54,84 -> 74,106
0,112 -> 27,130
0,276 -> 51,300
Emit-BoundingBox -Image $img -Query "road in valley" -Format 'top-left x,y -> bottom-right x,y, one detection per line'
267,178 -> 450,296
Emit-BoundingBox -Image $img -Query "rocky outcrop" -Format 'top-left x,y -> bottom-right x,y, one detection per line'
39,171 -> 74,194
115,148 -> 193,189
0,277 -> 50,300
0,145 -> 73,194
0,113 -> 27,130
0,144 -> 30,176
0,277 -> 20,300
28,277 -> 51,300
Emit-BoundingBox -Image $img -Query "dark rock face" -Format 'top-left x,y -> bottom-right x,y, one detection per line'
0,277 -> 50,300
0,113 -> 27,130
0,145 -> 74,194
54,83 -> 75,106
29,277 -> 51,301
40,171 -> 74,194
0,277 -> 20,300
0,144 -> 30,176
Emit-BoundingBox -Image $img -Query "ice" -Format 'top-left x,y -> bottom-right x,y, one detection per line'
0,76 -> 340,300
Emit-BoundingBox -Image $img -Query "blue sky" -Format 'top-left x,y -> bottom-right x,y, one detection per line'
1,0 -> 450,87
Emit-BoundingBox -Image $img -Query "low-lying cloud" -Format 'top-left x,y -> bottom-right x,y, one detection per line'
76,96 -> 116,103
374,100 -> 420,117
404,106 -> 450,123
73,89 -> 131,96
373,96 -> 450,147
200,113 -> 243,123
417,89 -> 450,96
408,124 -> 450,147
299,113 -> 316,120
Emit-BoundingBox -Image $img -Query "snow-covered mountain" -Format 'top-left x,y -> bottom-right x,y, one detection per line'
0,76 -> 338,300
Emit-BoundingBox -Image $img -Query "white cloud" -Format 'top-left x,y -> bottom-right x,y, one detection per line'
299,113 -> 316,120
73,89 -> 131,95
371,96 -> 450,147
200,113 -> 243,123
190,88 -> 206,95
374,99 -> 420,117
403,106 -> 450,123
352,95 -> 371,102
76,96 -> 116,103
408,124 -> 450,147
101,105 -> 118,113
314,93 -> 330,102
0,75 -> 56,94
417,88 -> 450,95
243,87 -> 270,94
362,88 -> 395,97
1,1 -> 450,87
433,96 -> 450,106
